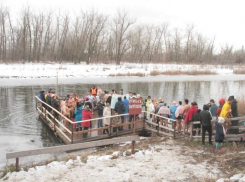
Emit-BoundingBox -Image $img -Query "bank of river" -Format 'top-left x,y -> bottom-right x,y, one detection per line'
1,75 -> 245,168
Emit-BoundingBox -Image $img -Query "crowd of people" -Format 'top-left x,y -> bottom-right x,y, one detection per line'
38,86 -> 239,150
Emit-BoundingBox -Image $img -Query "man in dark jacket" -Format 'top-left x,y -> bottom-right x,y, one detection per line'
97,100 -> 104,128
200,105 -> 213,146
114,97 -> 126,131
51,95 -> 60,119
230,96 -> 239,134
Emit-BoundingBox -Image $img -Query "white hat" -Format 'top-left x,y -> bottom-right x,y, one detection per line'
173,101 -> 177,104
137,94 -> 141,98
218,117 -> 225,124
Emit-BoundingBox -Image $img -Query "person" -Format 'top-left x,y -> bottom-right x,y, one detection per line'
230,96 -> 239,134
106,93 -> 112,105
51,94 -> 60,119
157,103 -> 170,132
74,101 -> 83,131
210,99 -> 218,121
146,96 -> 151,120
60,101 -> 69,132
216,98 -> 225,117
153,97 -> 158,110
90,85 -> 97,97
46,91 -> 52,112
129,92 -> 133,99
123,96 -> 129,119
192,109 -> 201,136
114,97 -> 126,131
38,90 -> 46,103
97,86 -> 103,97
215,117 -> 226,151
149,100 -> 155,122
120,89 -> 123,95
103,103 -> 111,134
220,97 -> 233,123
170,101 -> 178,128
200,105 -> 213,146
175,101 -> 184,133
97,100 -> 104,128
103,91 -> 109,102
183,102 -> 198,135
82,104 -> 92,138
183,99 -> 190,120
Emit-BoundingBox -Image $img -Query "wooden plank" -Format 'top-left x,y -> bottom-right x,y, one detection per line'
6,136 -> 140,159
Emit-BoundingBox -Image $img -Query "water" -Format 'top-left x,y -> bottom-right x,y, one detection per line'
1,75 -> 245,168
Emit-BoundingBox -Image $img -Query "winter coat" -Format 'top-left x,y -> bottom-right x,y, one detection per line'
170,105 -> 178,119
149,103 -> 155,113
103,107 -> 111,126
146,99 -> 151,112
192,112 -> 201,122
184,106 -> 198,123
210,104 -> 218,117
82,109 -> 92,127
114,101 -> 125,114
97,103 -> 104,116
106,95 -> 112,104
200,108 -> 212,126
51,98 -> 60,111
215,121 -> 224,142
46,95 -> 51,106
217,98 -> 225,117
231,99 -> 238,117
74,106 -> 83,122
220,102 -> 231,119
123,99 -> 129,113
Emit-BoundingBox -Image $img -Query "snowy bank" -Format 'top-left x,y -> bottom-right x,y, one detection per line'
0,62 -> 238,79
1,141 -> 221,182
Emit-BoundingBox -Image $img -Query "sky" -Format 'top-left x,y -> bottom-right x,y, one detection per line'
1,0 -> 245,50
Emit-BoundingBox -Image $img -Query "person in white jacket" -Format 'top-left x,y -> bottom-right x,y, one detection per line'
103,103 -> 111,134
149,100 -> 155,122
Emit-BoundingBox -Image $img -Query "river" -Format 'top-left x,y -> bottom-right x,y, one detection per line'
1,75 -> 245,168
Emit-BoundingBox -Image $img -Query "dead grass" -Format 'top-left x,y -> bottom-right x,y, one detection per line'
233,69 -> 245,74
109,72 -> 145,77
237,95 -> 245,116
150,70 -> 216,76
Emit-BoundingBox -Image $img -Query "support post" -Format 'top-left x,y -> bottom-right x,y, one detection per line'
190,122 -> 193,139
109,118 -> 112,137
142,115 -> 145,129
131,140 -> 135,154
16,158 -> 19,171
157,121 -> 160,136
133,115 -> 136,135
35,97 -> 37,110
173,123 -> 176,139
45,107 -> 47,121
53,113 -> 56,132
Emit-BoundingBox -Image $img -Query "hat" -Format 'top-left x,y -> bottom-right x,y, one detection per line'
137,94 -> 141,98
173,101 -> 176,104
218,117 -> 225,124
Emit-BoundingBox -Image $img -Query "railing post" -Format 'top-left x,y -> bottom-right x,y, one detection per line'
53,113 -> 56,132
45,107 -> 47,121
131,140 -> 135,154
133,115 -> 136,135
35,97 -> 37,110
16,158 -> 19,171
71,123 -> 74,144
157,121 -> 160,135
109,118 -> 112,136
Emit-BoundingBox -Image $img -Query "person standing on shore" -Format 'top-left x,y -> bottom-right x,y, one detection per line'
170,101 -> 178,128
123,96 -> 129,119
74,101 -> 83,131
97,100 -> 104,128
182,99 -> 190,135
103,103 -> 111,134
114,97 -> 126,131
220,97 -> 233,126
175,101 -> 184,133
183,102 -> 198,135
215,117 -> 225,151
210,99 -> 218,121
200,105 -> 213,146
216,98 -> 225,117
82,104 -> 92,138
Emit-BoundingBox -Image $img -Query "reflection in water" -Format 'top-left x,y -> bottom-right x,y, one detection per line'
0,79 -> 245,167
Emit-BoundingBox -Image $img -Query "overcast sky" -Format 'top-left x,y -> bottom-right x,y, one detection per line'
2,0 -> 245,50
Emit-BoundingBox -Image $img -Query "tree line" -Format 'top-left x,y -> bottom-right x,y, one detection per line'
0,6 -> 244,65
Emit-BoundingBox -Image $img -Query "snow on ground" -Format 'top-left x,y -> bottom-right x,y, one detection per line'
1,141 -> 221,182
217,173 -> 245,182
0,62 -> 239,79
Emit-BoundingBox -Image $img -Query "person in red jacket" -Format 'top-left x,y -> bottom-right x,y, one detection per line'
82,104 -> 92,138
183,102 -> 198,135
216,98 -> 225,117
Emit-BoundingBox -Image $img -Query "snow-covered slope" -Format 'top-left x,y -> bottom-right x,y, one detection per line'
0,62 -> 237,79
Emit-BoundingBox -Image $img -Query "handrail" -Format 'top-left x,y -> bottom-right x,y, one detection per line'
36,96 -> 74,124
142,111 -> 177,122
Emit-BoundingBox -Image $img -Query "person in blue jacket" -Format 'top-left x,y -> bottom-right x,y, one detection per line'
123,96 -> 129,119
215,117 -> 225,151
170,101 -> 178,128
74,101 -> 83,131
